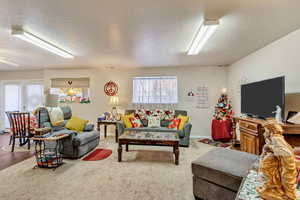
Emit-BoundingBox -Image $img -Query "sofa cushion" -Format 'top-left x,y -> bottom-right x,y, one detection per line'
73,131 -> 100,146
52,129 -> 77,137
192,148 -> 258,191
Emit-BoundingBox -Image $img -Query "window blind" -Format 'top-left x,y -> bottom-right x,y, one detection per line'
132,76 -> 178,104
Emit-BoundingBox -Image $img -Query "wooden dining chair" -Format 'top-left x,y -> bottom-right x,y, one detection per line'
5,112 -> 32,152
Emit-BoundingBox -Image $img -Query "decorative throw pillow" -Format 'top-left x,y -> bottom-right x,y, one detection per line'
141,119 -> 148,127
161,120 -> 171,127
154,109 -> 164,119
65,116 -> 89,132
163,110 -> 175,120
177,115 -> 189,130
29,116 -> 38,130
122,114 -> 135,128
167,118 -> 181,130
148,116 -> 161,128
47,107 -> 64,126
129,117 -> 143,128
135,109 -> 147,120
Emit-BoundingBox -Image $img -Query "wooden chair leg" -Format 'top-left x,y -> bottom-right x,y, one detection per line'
9,135 -> 12,145
11,137 -> 15,152
28,138 -> 30,150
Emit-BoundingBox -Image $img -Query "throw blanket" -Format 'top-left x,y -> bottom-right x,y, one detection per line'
47,107 -> 64,126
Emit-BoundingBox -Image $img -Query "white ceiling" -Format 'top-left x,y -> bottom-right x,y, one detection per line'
0,0 -> 300,70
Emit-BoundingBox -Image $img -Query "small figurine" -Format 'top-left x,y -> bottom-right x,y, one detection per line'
272,105 -> 282,123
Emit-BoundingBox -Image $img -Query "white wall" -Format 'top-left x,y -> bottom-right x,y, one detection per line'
0,70 -> 44,80
44,66 -> 227,137
228,27 -> 300,116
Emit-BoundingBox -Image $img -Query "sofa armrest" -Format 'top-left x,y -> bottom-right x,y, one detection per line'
84,124 -> 94,132
72,131 -> 100,146
116,122 -> 125,135
183,123 -> 192,136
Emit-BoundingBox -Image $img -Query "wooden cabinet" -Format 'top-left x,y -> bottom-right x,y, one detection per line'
233,117 -> 265,155
233,117 -> 300,155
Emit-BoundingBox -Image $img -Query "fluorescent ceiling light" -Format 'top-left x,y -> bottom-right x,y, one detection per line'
0,58 -> 19,66
187,20 -> 219,55
11,28 -> 74,59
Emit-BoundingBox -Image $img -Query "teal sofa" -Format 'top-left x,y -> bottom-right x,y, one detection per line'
37,106 -> 100,158
117,110 -> 192,147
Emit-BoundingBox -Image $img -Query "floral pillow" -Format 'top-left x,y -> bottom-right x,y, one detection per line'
163,110 -> 175,120
167,118 -> 181,130
129,117 -> 143,128
135,109 -> 152,120
148,116 -> 161,128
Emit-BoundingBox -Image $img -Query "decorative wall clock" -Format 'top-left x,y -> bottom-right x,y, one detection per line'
104,81 -> 118,96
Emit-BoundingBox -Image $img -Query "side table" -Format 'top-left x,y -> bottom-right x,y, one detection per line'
32,134 -> 69,169
97,120 -> 120,142
34,127 -> 52,136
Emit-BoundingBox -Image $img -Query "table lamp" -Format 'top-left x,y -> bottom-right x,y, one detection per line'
109,95 -> 120,120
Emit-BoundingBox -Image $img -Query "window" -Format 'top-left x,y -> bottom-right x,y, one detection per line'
132,76 -> 178,104
50,88 -> 90,104
50,78 -> 91,104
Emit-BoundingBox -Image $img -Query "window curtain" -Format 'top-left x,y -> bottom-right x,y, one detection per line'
132,76 -> 178,105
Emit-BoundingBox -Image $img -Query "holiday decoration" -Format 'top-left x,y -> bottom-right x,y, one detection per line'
211,94 -> 234,141
104,81 -> 118,96
213,94 -> 234,120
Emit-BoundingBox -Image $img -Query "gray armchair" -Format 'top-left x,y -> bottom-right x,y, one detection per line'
37,106 -> 100,158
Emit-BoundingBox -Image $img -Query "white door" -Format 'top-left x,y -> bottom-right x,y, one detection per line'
1,80 -> 44,129
3,84 -> 22,128
25,83 -> 44,112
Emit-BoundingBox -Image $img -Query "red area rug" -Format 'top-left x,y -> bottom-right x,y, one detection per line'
83,149 -> 112,161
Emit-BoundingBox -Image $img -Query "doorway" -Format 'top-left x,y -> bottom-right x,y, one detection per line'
1,80 -> 44,129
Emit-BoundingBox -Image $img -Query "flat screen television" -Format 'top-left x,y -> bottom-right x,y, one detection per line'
241,76 -> 285,119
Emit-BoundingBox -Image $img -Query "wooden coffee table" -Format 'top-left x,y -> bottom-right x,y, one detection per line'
118,131 -> 180,165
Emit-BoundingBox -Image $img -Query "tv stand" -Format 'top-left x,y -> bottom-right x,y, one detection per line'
232,116 -> 300,155
232,117 -> 265,155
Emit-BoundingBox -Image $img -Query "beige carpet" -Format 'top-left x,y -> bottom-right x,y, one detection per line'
0,136 -> 214,200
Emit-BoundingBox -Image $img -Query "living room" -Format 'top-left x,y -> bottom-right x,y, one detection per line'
0,1 -> 300,200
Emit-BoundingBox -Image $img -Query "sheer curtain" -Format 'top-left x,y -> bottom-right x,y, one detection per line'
132,76 -> 178,105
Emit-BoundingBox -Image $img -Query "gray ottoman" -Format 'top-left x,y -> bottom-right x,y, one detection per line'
192,148 -> 258,200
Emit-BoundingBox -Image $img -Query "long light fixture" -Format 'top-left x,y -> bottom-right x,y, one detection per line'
0,58 -> 19,66
11,28 -> 74,59
187,20 -> 219,55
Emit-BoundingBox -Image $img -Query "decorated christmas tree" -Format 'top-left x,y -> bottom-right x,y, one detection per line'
214,94 -> 234,120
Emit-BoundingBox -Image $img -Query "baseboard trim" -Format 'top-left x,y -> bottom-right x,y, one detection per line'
190,136 -> 211,139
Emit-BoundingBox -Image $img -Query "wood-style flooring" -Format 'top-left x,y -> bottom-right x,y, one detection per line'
0,133 -> 34,171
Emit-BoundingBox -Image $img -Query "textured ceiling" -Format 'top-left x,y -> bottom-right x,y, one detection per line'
0,0 -> 300,70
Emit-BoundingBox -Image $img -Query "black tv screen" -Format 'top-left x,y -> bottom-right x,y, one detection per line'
241,76 -> 285,118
